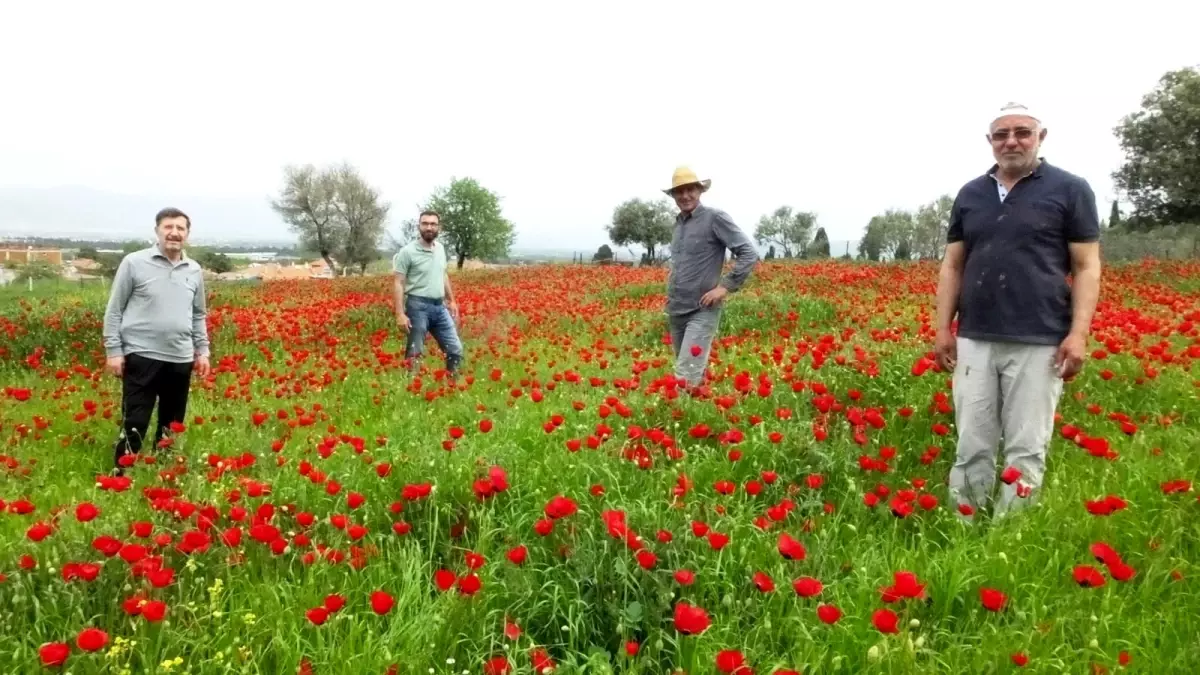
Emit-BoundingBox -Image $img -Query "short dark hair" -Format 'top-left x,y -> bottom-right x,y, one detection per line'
155,207 -> 191,230
419,210 -> 440,222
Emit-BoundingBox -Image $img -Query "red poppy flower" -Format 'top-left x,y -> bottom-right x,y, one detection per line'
979,587 -> 1007,612
434,569 -> 457,591
76,627 -> 108,652
778,532 -> 806,560
753,571 -> 776,593
817,603 -> 842,624
872,608 -> 899,633
792,576 -> 824,598
673,601 -> 712,635
1073,565 -> 1107,588
39,642 -> 69,667
716,649 -> 752,674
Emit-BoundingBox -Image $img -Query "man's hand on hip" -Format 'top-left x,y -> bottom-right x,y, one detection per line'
106,356 -> 124,378
699,285 -> 728,308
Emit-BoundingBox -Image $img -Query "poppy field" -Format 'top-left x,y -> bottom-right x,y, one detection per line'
2,259 -> 1199,674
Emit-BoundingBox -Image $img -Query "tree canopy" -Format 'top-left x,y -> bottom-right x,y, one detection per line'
754,206 -> 817,258
1112,66 -> 1200,227
421,177 -> 516,268
270,163 -> 389,274
607,198 -> 674,264
810,227 -> 831,258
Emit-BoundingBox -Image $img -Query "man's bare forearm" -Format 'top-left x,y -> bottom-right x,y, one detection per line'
393,276 -> 406,317
935,265 -> 961,331
1069,263 -> 1101,338
443,273 -> 455,305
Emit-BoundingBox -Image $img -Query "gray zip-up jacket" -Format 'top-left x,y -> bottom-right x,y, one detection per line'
102,246 -> 210,363
666,203 -> 759,315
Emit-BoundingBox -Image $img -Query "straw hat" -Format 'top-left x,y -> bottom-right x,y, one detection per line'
663,166 -> 711,195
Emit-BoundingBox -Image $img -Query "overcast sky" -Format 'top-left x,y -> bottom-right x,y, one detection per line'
1,1 -> 1197,251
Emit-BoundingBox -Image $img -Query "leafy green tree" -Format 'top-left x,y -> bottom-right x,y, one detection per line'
422,177 -> 516,269
1109,200 -> 1122,229
810,227 -> 831,258
912,195 -> 954,260
860,209 -> 915,260
13,260 -> 60,282
189,248 -> 233,273
754,206 -> 817,258
592,244 -> 614,262
1113,66 -> 1200,227
607,198 -> 673,264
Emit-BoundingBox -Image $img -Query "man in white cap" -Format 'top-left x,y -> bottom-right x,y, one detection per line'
662,166 -> 759,391
934,103 -> 1102,519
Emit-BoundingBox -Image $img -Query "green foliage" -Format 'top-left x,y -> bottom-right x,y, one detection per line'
1113,66 -> 1200,226
1100,222 -> 1200,260
753,206 -> 817,258
422,177 -> 516,268
810,228 -> 831,258
592,244 -> 614,262
2,264 -> 1200,672
95,252 -> 123,278
607,198 -> 673,263
1109,201 -> 1122,229
859,209 -> 914,261
912,195 -> 954,260
188,247 -> 234,274
12,260 -> 60,282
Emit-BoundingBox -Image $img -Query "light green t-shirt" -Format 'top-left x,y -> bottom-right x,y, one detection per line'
393,240 -> 448,300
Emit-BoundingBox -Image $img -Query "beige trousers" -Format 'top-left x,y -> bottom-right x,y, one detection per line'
668,307 -> 722,388
948,336 -> 1064,518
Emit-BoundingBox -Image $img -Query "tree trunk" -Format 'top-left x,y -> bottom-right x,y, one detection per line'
457,252 -> 466,269
320,252 -> 337,276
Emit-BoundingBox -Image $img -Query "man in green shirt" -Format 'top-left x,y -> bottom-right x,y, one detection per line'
393,210 -> 463,376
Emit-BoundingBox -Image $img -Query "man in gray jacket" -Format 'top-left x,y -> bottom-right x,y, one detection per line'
662,167 -> 759,390
102,207 -> 211,473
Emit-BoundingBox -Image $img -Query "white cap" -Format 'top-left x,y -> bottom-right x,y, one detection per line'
990,102 -> 1042,129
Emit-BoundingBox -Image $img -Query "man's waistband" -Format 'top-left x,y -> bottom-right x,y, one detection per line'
406,294 -> 444,304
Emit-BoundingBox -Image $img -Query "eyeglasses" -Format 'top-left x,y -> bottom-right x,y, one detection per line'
989,128 -> 1036,142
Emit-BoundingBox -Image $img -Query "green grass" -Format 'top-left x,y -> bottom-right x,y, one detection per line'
0,261 -> 1197,674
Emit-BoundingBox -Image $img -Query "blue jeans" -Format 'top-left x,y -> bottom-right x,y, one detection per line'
404,295 -> 463,374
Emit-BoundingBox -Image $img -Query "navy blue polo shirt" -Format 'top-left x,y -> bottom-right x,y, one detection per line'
947,159 -> 1100,346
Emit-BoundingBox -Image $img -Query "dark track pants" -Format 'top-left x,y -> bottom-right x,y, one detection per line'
113,353 -> 194,468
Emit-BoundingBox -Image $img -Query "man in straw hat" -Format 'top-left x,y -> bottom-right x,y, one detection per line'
934,102 -> 1102,520
661,166 -> 759,390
